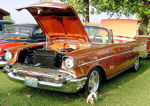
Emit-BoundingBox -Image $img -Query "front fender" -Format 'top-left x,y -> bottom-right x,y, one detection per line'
4,42 -> 45,63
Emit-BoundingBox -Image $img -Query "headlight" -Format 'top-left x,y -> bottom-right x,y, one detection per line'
64,57 -> 76,69
4,51 -> 13,61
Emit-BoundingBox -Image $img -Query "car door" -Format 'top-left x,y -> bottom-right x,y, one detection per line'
111,44 -> 132,74
96,43 -> 131,78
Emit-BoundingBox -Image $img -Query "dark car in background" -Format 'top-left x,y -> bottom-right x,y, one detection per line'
0,24 -> 45,66
0,20 -> 13,31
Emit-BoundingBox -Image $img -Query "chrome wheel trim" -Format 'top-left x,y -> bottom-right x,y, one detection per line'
88,70 -> 100,92
134,57 -> 139,71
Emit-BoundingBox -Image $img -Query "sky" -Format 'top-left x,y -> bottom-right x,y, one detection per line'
0,0 -> 137,24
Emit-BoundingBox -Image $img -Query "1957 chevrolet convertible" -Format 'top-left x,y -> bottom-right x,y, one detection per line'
3,2 -> 140,94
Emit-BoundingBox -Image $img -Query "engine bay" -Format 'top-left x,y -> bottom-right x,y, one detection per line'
17,41 -> 90,69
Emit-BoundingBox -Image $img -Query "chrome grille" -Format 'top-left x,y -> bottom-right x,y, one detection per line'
13,63 -> 68,77
15,72 -> 61,83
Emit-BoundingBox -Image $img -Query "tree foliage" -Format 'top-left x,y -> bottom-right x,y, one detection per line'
90,0 -> 150,35
3,16 -> 14,23
61,0 -> 150,35
91,0 -> 149,17
60,0 -> 89,23
60,0 -> 86,15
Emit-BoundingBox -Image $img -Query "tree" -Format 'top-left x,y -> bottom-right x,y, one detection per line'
61,0 -> 150,35
60,0 -> 89,23
3,16 -> 14,23
2,16 -> 14,30
90,0 -> 150,35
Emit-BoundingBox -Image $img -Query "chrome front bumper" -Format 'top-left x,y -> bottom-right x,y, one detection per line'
5,64 -> 87,93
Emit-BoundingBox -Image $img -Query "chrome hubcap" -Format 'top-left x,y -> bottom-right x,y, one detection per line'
134,57 -> 139,71
88,70 -> 99,92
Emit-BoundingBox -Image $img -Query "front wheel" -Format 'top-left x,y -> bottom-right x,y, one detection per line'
133,57 -> 140,72
82,67 -> 101,96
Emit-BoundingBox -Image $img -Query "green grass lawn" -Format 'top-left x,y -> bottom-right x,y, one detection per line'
0,59 -> 150,106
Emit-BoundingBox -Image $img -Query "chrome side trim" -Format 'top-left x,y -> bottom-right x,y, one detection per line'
78,50 -> 135,67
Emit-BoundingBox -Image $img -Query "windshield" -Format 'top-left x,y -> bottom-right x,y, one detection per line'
84,26 -> 109,43
1,26 -> 33,37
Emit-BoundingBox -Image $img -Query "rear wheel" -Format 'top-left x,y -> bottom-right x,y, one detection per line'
133,57 -> 140,72
81,67 -> 101,96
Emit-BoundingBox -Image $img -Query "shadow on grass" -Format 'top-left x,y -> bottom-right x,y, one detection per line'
98,59 -> 150,101
7,83 -> 80,104
29,86 -> 79,99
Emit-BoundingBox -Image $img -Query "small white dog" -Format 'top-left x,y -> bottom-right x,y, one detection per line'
87,92 -> 98,105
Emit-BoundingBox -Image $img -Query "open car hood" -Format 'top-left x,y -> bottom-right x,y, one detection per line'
100,19 -> 138,37
17,2 -> 90,43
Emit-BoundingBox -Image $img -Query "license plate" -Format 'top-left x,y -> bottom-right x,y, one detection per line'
25,76 -> 38,87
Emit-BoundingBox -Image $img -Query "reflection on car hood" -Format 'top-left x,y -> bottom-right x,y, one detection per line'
17,2 -> 91,43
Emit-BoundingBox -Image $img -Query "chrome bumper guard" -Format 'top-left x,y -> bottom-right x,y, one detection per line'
6,64 -> 87,93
